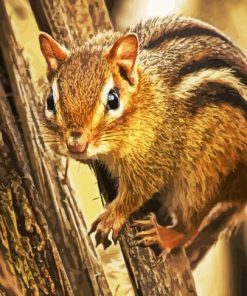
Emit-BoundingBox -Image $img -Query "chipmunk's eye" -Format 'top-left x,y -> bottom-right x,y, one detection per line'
46,93 -> 56,114
107,89 -> 119,110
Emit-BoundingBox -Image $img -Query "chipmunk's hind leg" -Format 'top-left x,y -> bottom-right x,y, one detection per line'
133,213 -> 190,251
134,220 -> 159,246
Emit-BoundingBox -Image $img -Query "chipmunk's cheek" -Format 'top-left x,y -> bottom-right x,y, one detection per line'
86,142 -> 110,158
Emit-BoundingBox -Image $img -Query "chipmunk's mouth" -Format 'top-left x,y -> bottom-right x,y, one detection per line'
67,141 -> 109,162
69,151 -> 87,159
67,143 -> 90,160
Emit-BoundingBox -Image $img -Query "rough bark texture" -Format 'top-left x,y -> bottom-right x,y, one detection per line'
0,76 -> 72,295
120,223 -> 197,295
0,1 -> 111,295
29,0 -> 112,47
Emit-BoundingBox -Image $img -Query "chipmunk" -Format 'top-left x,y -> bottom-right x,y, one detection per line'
39,15 -> 247,253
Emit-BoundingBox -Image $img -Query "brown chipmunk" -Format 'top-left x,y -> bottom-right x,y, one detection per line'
39,15 -> 247,253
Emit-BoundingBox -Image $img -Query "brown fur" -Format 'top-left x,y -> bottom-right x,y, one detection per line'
39,15 -> 247,246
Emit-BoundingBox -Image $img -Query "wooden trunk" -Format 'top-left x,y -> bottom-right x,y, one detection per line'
0,1 -> 111,295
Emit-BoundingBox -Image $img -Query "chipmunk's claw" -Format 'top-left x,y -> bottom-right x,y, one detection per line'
133,213 -> 162,247
102,235 -> 112,249
95,229 -> 103,247
89,207 -> 125,249
157,249 -> 169,261
134,228 -> 158,246
133,213 -> 157,227
94,229 -> 112,249
88,215 -> 102,235
112,229 -> 120,244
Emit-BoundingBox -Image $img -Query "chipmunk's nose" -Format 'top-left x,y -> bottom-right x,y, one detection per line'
66,131 -> 87,154
70,131 -> 82,138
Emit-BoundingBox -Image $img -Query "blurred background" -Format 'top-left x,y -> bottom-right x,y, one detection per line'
5,0 -> 247,295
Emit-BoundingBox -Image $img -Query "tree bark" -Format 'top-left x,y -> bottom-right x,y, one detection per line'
0,1 -> 111,295
0,76 -> 72,295
29,0 -> 112,46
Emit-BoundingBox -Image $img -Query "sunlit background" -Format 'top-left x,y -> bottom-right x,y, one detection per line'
5,0 -> 247,295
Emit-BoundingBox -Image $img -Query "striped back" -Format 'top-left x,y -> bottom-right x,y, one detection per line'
133,16 -> 247,109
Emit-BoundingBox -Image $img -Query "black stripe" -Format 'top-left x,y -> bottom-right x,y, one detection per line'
188,83 -> 247,116
144,27 -> 230,50
179,59 -> 247,85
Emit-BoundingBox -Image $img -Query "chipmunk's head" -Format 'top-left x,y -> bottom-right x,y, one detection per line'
39,32 -> 139,161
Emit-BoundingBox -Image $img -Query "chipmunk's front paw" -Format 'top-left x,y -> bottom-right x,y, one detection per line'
88,206 -> 125,249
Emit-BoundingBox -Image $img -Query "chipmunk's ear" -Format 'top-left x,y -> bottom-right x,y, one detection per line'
106,33 -> 139,84
39,32 -> 69,72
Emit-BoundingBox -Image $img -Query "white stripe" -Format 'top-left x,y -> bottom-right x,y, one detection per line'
174,68 -> 247,103
51,79 -> 59,104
